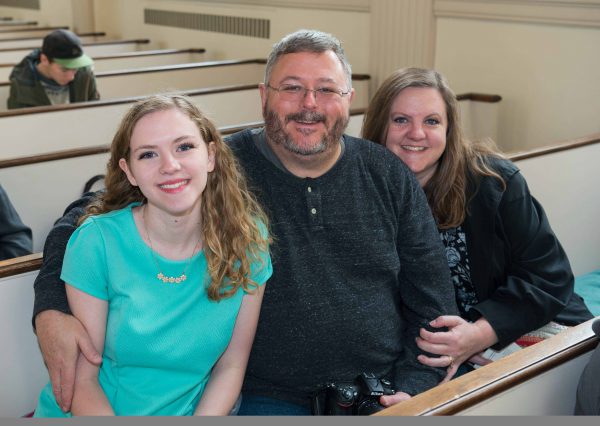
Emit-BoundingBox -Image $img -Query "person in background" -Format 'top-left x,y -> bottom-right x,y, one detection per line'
32,31 -> 458,415
0,184 -> 32,260
7,29 -> 99,109
33,94 -> 272,416
362,67 -> 593,381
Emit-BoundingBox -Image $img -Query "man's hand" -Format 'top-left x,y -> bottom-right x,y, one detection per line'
35,310 -> 102,412
379,391 -> 411,407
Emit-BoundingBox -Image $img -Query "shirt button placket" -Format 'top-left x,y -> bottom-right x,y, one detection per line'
306,184 -> 322,228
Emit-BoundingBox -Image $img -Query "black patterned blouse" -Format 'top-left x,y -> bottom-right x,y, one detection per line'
439,226 -> 479,317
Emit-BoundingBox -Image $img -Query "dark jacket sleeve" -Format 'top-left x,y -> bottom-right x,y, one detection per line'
32,192 -> 97,325
7,80 -> 22,110
389,158 -> 459,395
469,170 -> 582,347
72,67 -> 100,103
0,185 -> 32,260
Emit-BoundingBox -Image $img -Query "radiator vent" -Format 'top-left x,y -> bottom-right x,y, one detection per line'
0,0 -> 39,9
144,8 -> 270,39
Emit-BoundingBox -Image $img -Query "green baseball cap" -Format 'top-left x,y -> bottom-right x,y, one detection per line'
41,29 -> 94,69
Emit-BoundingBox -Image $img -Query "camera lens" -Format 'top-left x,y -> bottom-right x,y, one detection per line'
356,399 -> 385,416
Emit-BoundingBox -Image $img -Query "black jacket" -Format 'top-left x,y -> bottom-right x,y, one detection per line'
463,158 -> 592,348
0,184 -> 32,260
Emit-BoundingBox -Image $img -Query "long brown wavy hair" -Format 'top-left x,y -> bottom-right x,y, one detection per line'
362,67 -> 505,229
83,94 -> 270,300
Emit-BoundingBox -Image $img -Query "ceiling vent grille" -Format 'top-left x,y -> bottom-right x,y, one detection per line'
144,8 -> 270,39
0,0 -> 39,9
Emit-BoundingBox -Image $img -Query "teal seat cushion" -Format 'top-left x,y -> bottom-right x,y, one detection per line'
575,270 -> 600,316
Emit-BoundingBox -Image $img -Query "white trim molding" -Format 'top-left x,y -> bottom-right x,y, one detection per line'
161,0 -> 369,12
434,0 -> 600,28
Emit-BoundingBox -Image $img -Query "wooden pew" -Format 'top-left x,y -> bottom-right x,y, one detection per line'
0,85 -> 262,160
0,21 -> 38,29
0,253 -> 47,418
510,134 -> 600,277
0,26 -> 68,39
0,59 -> 370,111
0,71 -> 371,158
456,93 -> 502,144
0,32 -> 106,50
0,110 -> 365,252
377,317 -> 598,415
0,58 -> 265,111
0,48 -> 207,81
0,38 -> 151,63
93,59 -> 267,101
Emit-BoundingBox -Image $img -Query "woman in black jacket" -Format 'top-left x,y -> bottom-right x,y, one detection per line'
362,67 -> 592,380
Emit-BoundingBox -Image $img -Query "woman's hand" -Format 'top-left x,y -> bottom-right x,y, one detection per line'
415,316 -> 498,382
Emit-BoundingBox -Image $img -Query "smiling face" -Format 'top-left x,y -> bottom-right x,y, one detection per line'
118,108 -> 215,218
260,51 -> 354,158
384,87 -> 448,186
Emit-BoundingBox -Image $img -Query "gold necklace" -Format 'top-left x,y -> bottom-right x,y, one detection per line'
142,205 -> 202,284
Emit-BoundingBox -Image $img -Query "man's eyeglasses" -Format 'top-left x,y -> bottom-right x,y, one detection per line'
266,84 -> 350,102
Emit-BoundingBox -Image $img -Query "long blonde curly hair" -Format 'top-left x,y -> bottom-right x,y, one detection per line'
362,67 -> 505,229
83,94 -> 270,300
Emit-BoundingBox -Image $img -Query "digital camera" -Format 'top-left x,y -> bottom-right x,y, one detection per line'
310,372 -> 395,416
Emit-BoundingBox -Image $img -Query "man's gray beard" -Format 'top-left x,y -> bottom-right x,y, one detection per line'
263,106 -> 348,156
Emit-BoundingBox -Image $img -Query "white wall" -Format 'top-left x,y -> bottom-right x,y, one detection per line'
0,0 -> 74,27
514,142 -> 600,276
92,0 -> 370,72
434,16 -> 600,153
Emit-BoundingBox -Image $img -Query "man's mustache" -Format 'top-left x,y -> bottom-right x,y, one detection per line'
285,111 -> 326,124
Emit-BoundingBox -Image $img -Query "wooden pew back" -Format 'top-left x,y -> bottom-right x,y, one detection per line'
0,75 -> 370,160
511,134 -> 600,276
377,318 -> 598,415
94,60 -> 266,101
0,38 -> 150,63
0,48 -> 206,81
0,59 -> 265,111
0,111 -> 365,252
0,26 -> 68,39
0,32 -> 105,50
0,254 -> 47,418
0,85 -> 263,160
0,22 -> 38,30
89,49 -> 206,73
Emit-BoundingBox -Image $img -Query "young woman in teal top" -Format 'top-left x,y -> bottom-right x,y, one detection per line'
34,94 -> 272,416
